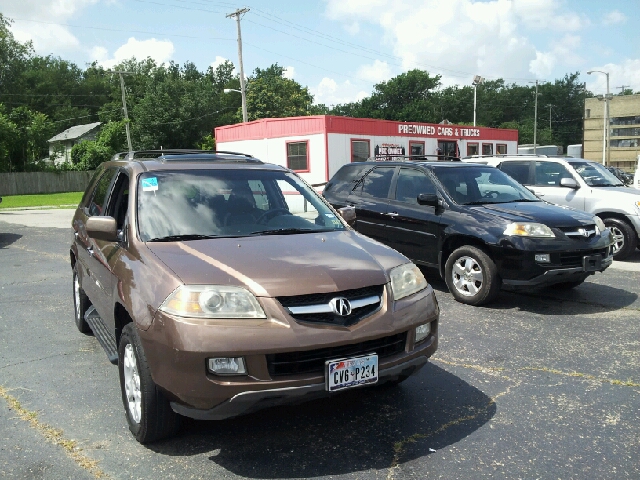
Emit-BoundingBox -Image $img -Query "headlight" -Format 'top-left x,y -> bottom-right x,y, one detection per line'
503,222 -> 555,238
159,285 -> 266,318
593,216 -> 606,234
390,263 -> 428,300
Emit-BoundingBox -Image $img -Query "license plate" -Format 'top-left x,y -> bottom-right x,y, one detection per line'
325,354 -> 378,392
583,254 -> 602,272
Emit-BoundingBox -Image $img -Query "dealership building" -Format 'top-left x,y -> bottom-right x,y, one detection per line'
215,115 -> 518,185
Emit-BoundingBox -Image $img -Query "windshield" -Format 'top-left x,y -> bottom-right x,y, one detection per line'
137,169 -> 346,241
431,165 -> 540,205
569,160 -> 624,187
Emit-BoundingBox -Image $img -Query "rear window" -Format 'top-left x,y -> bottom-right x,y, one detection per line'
324,164 -> 372,200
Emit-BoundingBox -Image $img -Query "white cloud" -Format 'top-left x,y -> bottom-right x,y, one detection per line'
310,77 -> 368,106
283,66 -> 295,79
325,0 -> 589,83
344,22 -> 360,35
586,59 -> 640,95
530,34 -> 583,78
4,0 -> 97,54
357,60 -> 391,83
603,10 -> 626,25
210,56 -> 232,71
94,37 -> 175,69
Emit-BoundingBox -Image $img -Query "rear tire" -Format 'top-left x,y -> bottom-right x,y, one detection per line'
118,323 -> 180,444
603,217 -> 637,260
445,246 -> 501,306
73,266 -> 92,334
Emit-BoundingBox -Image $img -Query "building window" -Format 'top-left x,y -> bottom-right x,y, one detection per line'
409,141 -> 425,156
482,143 -> 493,156
496,144 -> 507,155
610,139 -> 639,148
351,139 -> 370,162
467,143 -> 479,156
585,109 -> 590,119
610,116 -> 640,126
611,127 -> 640,137
286,141 -> 308,171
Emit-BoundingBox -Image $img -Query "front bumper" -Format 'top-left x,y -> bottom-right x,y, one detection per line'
170,353 -> 430,420
139,284 -> 439,415
502,253 -> 613,287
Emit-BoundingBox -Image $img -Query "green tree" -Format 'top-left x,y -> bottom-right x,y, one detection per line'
244,64 -> 316,121
70,120 -> 127,170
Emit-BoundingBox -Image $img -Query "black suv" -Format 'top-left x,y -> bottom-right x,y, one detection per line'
323,158 -> 614,305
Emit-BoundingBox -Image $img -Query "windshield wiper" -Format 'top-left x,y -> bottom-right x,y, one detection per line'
250,228 -> 321,236
500,199 -> 541,203
147,234 -> 219,242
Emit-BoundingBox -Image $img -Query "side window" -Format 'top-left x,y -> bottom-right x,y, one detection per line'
467,143 -> 479,156
358,167 -> 395,199
248,180 -> 269,211
86,168 -> 118,216
394,168 -> 436,204
499,161 -> 531,185
286,141 -> 308,171
535,162 -> 573,186
409,141 -> 425,156
482,143 -> 493,155
105,172 -> 130,232
496,144 -> 507,155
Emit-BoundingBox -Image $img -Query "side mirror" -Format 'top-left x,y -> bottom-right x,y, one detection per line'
337,206 -> 356,226
86,216 -> 118,242
417,193 -> 440,207
560,177 -> 579,189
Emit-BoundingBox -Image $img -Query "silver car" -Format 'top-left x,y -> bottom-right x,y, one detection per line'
472,156 -> 640,260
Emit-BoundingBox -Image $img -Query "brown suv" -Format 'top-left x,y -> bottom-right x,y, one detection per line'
71,150 -> 439,443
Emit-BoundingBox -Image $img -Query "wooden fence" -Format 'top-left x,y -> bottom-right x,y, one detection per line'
0,171 -> 95,196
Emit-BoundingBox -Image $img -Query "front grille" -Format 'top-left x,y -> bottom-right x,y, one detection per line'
557,225 -> 598,239
266,332 -> 408,377
558,248 -> 609,267
277,285 -> 384,327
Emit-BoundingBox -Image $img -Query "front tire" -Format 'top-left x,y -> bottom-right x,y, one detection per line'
73,266 -> 92,334
445,246 -> 501,306
603,217 -> 637,260
118,323 -> 180,443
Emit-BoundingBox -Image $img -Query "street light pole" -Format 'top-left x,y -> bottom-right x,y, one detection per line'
533,80 -> 538,155
587,70 -> 610,166
227,8 -> 249,123
472,75 -> 484,127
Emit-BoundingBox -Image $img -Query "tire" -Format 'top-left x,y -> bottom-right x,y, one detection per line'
73,265 -> 92,334
445,246 -> 501,306
603,217 -> 637,260
118,323 -> 181,443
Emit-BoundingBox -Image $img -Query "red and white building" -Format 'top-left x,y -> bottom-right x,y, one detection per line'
215,115 -> 518,185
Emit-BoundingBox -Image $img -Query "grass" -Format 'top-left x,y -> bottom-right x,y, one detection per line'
0,192 -> 83,209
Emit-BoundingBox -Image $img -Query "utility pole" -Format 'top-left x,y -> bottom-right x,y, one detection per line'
107,70 -> 134,152
546,104 -> 553,132
227,7 -> 249,123
616,85 -> 630,95
533,80 -> 539,154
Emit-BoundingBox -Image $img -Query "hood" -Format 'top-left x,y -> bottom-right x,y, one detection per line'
472,201 -> 595,227
590,186 -> 640,205
145,231 -> 407,298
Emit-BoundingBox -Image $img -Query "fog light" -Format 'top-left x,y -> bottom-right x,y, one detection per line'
207,357 -> 246,375
415,323 -> 431,344
535,253 -> 551,263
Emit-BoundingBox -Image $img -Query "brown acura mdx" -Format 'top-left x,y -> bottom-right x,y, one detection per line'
70,150 -> 439,443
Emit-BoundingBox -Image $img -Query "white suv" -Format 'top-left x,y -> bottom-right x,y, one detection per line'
466,155 -> 640,260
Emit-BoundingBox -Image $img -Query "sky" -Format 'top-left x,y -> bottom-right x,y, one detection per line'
3,0 -> 640,107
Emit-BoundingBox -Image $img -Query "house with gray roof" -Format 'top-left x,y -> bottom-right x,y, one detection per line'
48,122 -> 102,165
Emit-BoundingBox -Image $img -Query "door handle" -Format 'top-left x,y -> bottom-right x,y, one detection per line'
87,246 -> 94,257
74,231 -> 79,239
385,212 -> 399,217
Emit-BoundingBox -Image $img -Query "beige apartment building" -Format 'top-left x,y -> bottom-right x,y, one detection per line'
584,94 -> 640,172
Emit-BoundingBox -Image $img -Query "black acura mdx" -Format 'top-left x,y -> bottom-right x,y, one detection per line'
323,159 -> 614,305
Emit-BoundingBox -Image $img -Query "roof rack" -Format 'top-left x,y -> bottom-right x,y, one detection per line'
110,149 -> 255,162
367,154 -> 460,162
461,154 -> 549,159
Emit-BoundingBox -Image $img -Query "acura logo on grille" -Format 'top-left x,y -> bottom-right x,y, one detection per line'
330,297 -> 352,316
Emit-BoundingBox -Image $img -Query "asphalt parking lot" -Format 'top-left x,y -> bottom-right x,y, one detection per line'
1,212 -> 639,479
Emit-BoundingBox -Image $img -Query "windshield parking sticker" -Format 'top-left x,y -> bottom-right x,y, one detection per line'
141,177 -> 158,192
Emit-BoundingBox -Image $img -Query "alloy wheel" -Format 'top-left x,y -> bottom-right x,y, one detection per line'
123,344 -> 142,424
451,256 -> 484,297
610,226 -> 625,254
